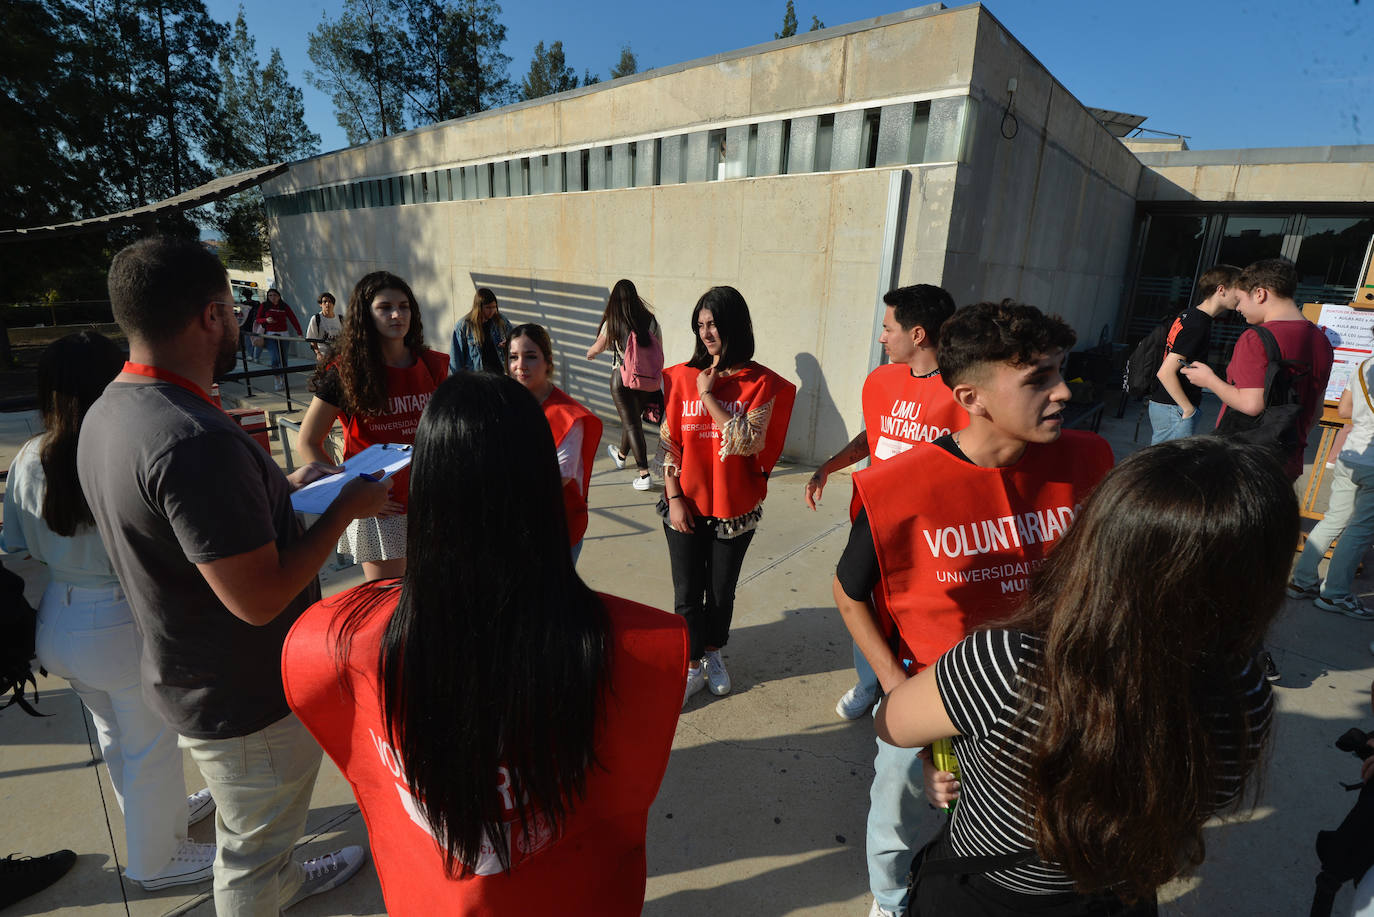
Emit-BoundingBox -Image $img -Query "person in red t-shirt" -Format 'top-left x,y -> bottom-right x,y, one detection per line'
1182,258 -> 1334,482
507,323 -> 604,563
659,286 -> 796,706
834,301 -> 1114,917
803,283 -> 965,722
298,271 -> 448,582
282,373 -> 687,916
254,288 -> 305,389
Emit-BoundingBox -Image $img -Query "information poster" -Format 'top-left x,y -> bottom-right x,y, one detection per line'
1316,302 -> 1374,403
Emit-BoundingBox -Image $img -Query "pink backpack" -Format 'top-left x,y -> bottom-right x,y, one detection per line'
620,327 -> 664,391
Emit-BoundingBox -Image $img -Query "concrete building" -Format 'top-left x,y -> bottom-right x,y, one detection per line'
261,1 -> 1374,462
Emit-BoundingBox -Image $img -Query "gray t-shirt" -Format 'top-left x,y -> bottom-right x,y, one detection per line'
77,381 -> 320,739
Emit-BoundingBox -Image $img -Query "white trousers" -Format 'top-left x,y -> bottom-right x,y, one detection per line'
35,582 -> 188,880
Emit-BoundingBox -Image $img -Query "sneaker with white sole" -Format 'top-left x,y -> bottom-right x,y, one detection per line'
868,900 -> 901,917
704,650 -> 731,696
632,473 -> 652,491
1286,580 -> 1320,601
1316,593 -> 1374,620
136,840 -> 216,890
683,666 -> 707,706
187,787 -> 215,827
835,683 -> 878,720
606,444 -> 626,469
286,845 -> 367,909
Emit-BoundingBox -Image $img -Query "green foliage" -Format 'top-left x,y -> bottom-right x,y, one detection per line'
215,11 -> 320,170
775,0 -> 797,39
400,0 -> 515,124
521,40 -> 579,100
307,0 -> 408,145
809,14 -> 825,31
609,44 -> 638,80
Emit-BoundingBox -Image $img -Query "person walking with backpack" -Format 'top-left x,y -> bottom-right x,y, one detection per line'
1145,265 -> 1241,443
587,279 -> 663,491
1287,358 -> 1374,620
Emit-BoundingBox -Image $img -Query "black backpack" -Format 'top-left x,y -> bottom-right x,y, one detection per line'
0,559 -> 45,716
1123,314 -> 1179,399
1213,325 -> 1310,453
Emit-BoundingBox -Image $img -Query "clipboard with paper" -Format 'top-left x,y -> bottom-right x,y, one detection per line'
290,442 -> 412,514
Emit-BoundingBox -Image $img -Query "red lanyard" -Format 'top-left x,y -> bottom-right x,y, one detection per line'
122,362 -> 219,410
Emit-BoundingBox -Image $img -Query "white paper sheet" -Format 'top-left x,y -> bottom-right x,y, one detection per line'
290,442 -> 412,514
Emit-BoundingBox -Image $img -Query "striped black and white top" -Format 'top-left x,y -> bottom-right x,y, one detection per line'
934,629 -> 1272,895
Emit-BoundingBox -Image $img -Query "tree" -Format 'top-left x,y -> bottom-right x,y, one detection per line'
582,69 -> 599,87
306,0 -> 408,145
399,0 -> 515,124
809,14 -> 825,30
775,0 -> 797,39
449,0 -> 516,114
609,44 -> 637,80
521,40 -> 578,100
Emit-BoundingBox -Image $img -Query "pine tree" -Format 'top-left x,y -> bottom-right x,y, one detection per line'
775,0 -> 798,39
809,14 -> 825,31
609,44 -> 638,80
306,0 -> 408,145
521,40 -> 578,101
400,0 -> 514,124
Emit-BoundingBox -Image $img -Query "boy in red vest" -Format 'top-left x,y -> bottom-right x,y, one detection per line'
804,284 -> 966,720
833,300 -> 1115,917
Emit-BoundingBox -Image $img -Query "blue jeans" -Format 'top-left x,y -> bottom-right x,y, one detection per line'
852,642 -> 878,696
1148,401 -> 1198,444
867,712 -> 927,913
1293,459 -> 1374,601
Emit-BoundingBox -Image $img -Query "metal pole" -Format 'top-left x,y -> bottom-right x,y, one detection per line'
868,169 -> 911,375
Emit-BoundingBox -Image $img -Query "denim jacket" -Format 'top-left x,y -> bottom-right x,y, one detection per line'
449,315 -> 513,374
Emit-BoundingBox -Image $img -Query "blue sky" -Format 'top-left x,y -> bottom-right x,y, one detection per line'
205,0 -> 1371,156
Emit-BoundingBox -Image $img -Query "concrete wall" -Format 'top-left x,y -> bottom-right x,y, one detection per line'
937,8 -> 1142,343
1135,145 -> 1374,203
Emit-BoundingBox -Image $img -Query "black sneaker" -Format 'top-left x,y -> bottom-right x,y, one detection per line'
0,850 -> 77,909
1286,581 -> 1320,601
1260,651 -> 1280,684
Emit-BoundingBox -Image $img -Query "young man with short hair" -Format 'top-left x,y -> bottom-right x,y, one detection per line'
78,236 -> 390,913
1148,264 -> 1241,443
1182,258 -> 1333,482
805,284 -> 965,720
834,301 -> 1114,917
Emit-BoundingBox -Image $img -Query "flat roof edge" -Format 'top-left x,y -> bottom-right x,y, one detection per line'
1134,144 -> 1374,167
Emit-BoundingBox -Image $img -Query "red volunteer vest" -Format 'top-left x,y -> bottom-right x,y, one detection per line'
662,361 -> 797,519
281,584 -> 688,916
541,387 -> 603,546
853,430 -> 1113,671
337,349 -> 448,512
850,364 -> 967,519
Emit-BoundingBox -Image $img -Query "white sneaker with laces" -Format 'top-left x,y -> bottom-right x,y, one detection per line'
704,650 -> 731,696
606,444 -> 626,469
867,901 -> 901,917
136,840 -> 216,890
835,683 -> 878,720
286,845 -> 368,909
1316,593 -> 1374,620
683,665 -> 707,706
187,787 -> 215,827
632,473 -> 652,491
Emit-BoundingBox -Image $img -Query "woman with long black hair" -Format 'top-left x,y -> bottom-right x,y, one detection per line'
587,279 -> 663,491
877,437 -> 1292,915
659,286 -> 796,705
2,332 -> 216,890
299,271 -> 447,581
281,373 -> 687,914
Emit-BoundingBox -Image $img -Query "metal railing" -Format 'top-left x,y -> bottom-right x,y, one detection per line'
216,333 -> 325,411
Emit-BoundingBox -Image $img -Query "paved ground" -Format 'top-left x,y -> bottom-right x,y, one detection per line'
2,376 -> 1372,916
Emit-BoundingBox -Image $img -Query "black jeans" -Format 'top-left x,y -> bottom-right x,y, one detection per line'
662,520 -> 756,660
610,371 -> 652,471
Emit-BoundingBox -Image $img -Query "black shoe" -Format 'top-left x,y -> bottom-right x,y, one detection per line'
1260,651 -> 1280,684
0,850 -> 77,909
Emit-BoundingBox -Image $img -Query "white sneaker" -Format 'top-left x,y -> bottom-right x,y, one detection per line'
136,840 -> 216,890
606,444 -> 626,469
868,901 -> 901,917
683,666 -> 707,706
286,845 -> 368,909
632,473 -> 652,491
835,683 -> 878,720
187,787 -> 215,827
704,650 -> 731,696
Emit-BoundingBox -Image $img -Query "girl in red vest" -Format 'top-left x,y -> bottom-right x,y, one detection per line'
508,323 -> 603,563
660,286 -> 796,705
281,373 -> 687,915
299,271 -> 448,582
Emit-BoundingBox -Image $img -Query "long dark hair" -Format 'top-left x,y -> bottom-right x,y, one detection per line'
600,279 -> 656,349
311,271 -> 426,415
333,373 -> 610,876
37,332 -> 125,535
1003,437 -> 1295,899
687,285 -> 754,370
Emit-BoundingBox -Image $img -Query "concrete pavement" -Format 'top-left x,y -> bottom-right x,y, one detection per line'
2,382 -> 1372,916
